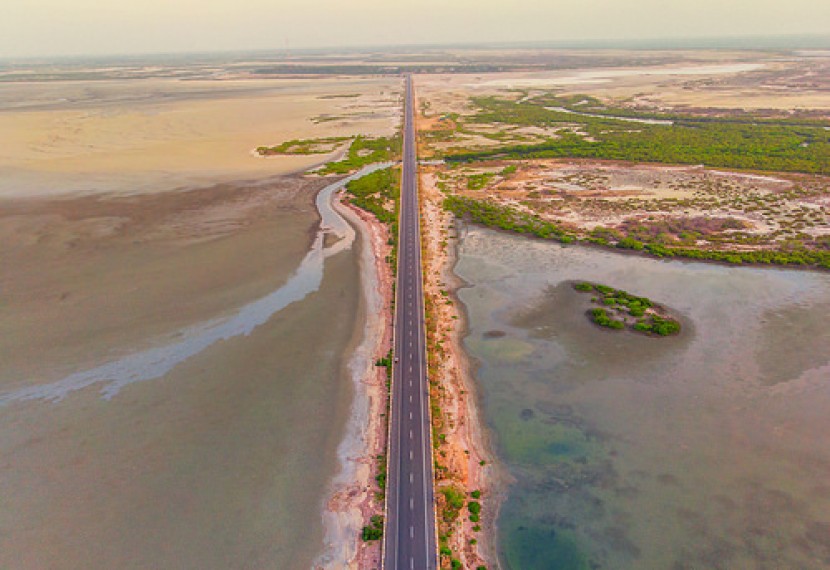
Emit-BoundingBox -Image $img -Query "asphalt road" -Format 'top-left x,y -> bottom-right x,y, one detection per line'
382,75 -> 437,570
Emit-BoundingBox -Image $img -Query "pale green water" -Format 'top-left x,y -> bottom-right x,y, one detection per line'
455,227 -> 830,569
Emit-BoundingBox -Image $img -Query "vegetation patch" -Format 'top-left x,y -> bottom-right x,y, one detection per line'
442,194 -> 830,270
574,282 -> 681,336
361,515 -> 384,541
443,195 -> 574,243
318,135 -> 402,175
256,136 -> 349,156
344,167 -> 401,545
345,167 -> 400,227
446,95 -> 830,175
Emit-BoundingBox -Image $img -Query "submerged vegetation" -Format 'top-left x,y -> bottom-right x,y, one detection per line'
575,282 -> 681,336
445,95 -> 830,175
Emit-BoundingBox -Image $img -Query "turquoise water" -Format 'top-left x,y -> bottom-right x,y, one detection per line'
455,227 -> 830,569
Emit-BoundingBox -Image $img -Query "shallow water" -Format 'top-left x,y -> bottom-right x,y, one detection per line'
0,164 -> 388,405
455,227 -> 830,569
0,167 -> 382,569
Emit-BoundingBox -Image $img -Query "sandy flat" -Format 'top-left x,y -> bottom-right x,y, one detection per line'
0,77 -> 401,197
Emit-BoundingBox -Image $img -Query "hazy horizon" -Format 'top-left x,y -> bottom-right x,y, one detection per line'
3,0 -> 830,59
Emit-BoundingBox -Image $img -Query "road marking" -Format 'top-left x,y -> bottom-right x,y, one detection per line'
409,472 -> 413,483
409,429 -> 413,439
410,526 -> 414,539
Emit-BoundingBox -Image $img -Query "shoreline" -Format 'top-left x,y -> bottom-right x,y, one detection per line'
315,185 -> 394,569
420,170 -> 508,569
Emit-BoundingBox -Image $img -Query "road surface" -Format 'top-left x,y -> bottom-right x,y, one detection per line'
382,75 -> 438,570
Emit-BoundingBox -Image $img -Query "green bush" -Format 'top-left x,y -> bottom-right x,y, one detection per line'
442,487 -> 466,510
617,237 -> 645,250
361,515 -> 384,541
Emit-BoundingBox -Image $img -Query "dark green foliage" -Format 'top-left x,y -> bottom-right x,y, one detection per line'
443,195 -> 572,242
442,487 -> 465,510
467,172 -> 495,190
319,135 -> 402,174
443,195 -> 830,270
345,167 -> 401,277
644,243 -> 830,269
468,501 -> 481,515
375,460 -> 387,490
578,282 -> 680,335
635,314 -> 682,336
361,515 -> 384,541
256,136 -> 349,156
345,166 -> 401,225
447,96 -> 830,175
616,237 -> 645,250
470,489 -> 482,499
590,308 -> 624,330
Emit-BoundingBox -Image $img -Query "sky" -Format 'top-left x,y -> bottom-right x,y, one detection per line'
2,0 -> 830,58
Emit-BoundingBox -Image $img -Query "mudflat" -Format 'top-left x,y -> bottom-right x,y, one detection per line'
0,170 -> 373,568
0,175 -> 326,387
0,75 -> 400,197
0,66 -> 400,568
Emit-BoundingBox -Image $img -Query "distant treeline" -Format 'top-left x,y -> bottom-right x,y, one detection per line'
253,64 -> 516,76
540,93 -> 830,129
445,96 -> 830,175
